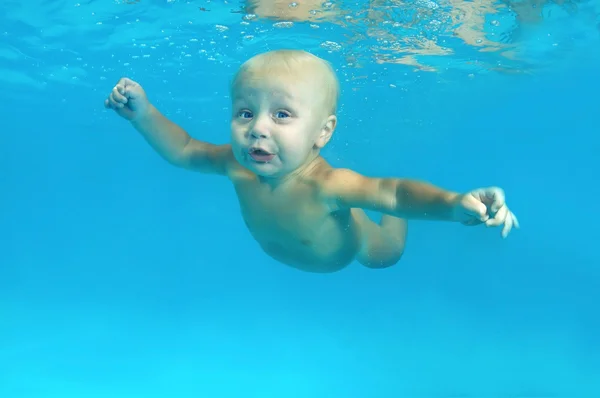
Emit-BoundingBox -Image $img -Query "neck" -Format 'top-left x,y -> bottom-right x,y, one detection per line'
258,150 -> 323,189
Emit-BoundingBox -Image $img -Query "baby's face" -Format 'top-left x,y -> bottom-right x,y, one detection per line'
230,69 -> 332,178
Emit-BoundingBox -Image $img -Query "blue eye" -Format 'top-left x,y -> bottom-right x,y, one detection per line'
275,111 -> 290,119
239,110 -> 253,119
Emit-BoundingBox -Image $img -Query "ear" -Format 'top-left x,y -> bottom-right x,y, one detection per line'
315,115 -> 337,149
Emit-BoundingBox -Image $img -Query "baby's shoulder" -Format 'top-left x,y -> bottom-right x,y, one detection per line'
305,159 -> 361,202
311,161 -> 360,190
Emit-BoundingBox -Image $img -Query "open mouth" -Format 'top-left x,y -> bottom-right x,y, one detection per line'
249,147 -> 275,162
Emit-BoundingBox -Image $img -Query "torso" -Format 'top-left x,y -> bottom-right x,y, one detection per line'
226,157 -> 361,273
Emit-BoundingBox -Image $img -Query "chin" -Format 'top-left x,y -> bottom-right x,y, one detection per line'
250,164 -> 284,178
240,157 -> 277,175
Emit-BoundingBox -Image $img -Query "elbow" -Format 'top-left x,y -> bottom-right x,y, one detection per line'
378,178 -> 401,215
169,137 -> 194,169
158,150 -> 190,170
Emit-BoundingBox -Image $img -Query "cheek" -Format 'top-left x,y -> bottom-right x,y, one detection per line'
230,124 -> 246,141
283,135 -> 312,158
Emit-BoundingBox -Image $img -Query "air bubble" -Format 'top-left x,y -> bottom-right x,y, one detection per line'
320,41 -> 342,51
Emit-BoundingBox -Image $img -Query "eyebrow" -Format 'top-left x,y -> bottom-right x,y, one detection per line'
232,90 -> 298,105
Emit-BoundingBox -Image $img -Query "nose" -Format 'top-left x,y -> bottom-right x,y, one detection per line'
249,115 -> 270,139
250,129 -> 268,139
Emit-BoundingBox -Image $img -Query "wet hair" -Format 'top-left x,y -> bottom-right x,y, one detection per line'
230,49 -> 340,115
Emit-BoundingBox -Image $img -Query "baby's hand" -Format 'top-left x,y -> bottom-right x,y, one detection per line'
451,187 -> 519,238
104,77 -> 150,121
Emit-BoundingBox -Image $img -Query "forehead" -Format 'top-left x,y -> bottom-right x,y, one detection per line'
232,69 -> 317,104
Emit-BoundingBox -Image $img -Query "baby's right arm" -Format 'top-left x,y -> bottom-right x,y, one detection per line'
104,77 -> 231,175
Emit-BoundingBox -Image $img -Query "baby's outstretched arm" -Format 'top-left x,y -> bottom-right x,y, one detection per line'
104,77 -> 231,175
323,168 -> 458,220
322,168 -> 518,238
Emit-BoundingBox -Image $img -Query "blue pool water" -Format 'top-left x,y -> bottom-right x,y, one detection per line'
1,1 -> 599,396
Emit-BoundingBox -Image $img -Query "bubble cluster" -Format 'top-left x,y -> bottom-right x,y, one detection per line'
0,0 -> 596,93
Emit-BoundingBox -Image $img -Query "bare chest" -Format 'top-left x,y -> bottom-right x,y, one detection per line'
231,178 -> 358,269
235,181 -> 328,243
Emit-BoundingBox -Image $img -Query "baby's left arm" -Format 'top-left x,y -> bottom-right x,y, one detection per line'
321,168 -> 458,220
321,168 -> 518,237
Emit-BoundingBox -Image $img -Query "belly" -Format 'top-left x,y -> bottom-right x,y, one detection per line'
246,210 -> 360,273
259,238 -> 356,273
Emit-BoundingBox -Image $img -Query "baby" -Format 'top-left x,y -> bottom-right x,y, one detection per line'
104,49 -> 518,273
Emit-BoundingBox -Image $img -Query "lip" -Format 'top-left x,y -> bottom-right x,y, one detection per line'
248,147 -> 273,154
248,147 -> 276,163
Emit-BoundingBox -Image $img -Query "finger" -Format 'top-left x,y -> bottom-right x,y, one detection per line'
485,205 -> 507,227
107,96 -> 123,109
118,77 -> 138,98
512,213 -> 520,229
105,97 -> 120,110
502,212 -> 513,238
111,86 -> 128,104
108,88 -> 127,109
463,217 -> 484,226
118,77 -> 136,88
486,187 -> 505,212
470,200 -> 489,222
